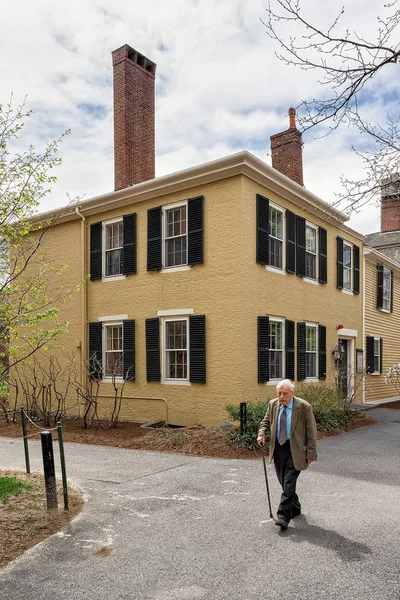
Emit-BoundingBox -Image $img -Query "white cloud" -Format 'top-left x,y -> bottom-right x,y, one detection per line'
0,0 -> 397,234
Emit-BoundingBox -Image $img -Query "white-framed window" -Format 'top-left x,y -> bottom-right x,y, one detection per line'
269,318 -> 285,380
269,204 -> 284,269
163,317 -> 188,380
103,323 -> 123,378
306,323 -> 318,379
383,267 -> 391,311
103,219 -> 123,277
343,241 -> 352,291
373,337 -> 380,374
305,223 -> 318,280
163,202 -> 187,268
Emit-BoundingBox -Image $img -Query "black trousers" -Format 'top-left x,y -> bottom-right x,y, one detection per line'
273,440 -> 301,523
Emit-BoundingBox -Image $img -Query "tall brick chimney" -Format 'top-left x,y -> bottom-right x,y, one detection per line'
112,44 -> 156,191
381,173 -> 400,232
270,107 -> 304,186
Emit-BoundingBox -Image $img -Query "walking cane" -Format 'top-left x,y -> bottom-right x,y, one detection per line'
262,454 -> 274,519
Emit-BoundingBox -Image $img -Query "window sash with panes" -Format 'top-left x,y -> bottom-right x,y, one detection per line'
269,319 -> 284,380
383,268 -> 391,310
373,338 -> 380,373
343,242 -> 352,290
104,324 -> 123,378
165,319 -> 188,380
269,206 -> 283,269
164,205 -> 187,267
105,221 -> 123,276
306,325 -> 317,378
305,224 -> 317,279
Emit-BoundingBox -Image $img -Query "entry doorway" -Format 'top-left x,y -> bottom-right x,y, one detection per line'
338,339 -> 348,401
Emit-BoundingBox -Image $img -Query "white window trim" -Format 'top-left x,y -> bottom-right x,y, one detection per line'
161,316 -> 190,384
268,316 -> 285,383
305,221 -> 318,282
158,309 -> 194,317
102,217 -> 123,279
305,321 -> 318,381
102,274 -> 126,282
342,240 -> 353,292
102,321 -> 123,381
99,314 -> 128,322
268,201 -> 285,272
162,200 -> 188,271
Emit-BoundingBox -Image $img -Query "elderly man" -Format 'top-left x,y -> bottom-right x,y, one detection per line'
257,379 -> 318,530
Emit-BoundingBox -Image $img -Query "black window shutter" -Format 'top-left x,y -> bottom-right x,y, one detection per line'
188,196 -> 204,266
286,210 -> 296,274
189,315 -> 206,383
147,207 -> 162,271
366,336 -> 374,373
123,320 -> 135,380
146,318 -> 160,381
297,322 -> 306,381
380,337 -> 383,374
336,237 -> 344,289
390,270 -> 394,313
285,319 -> 295,380
258,316 -> 269,383
123,214 -> 137,275
353,245 -> 360,294
90,222 -> 102,280
89,322 -> 102,379
318,324 -> 327,380
319,227 -> 328,284
377,264 -> 384,309
296,216 -> 306,277
256,194 -> 269,265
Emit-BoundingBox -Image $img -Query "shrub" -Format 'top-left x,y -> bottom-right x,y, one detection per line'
296,383 -> 351,432
225,401 -> 270,450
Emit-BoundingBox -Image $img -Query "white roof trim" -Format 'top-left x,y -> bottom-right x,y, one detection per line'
29,151 -> 362,238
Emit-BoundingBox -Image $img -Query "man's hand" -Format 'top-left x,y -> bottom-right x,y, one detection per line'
307,459 -> 314,464
257,436 -> 266,447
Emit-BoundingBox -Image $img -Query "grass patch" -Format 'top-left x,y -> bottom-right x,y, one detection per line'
0,476 -> 31,504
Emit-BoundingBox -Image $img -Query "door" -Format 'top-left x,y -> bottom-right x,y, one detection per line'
338,339 -> 348,400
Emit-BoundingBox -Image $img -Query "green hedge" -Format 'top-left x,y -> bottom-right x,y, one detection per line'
226,384 -> 353,449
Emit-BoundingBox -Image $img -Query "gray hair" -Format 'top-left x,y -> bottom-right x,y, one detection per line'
276,379 -> 295,392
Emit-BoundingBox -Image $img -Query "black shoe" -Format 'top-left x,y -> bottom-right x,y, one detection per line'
291,508 -> 301,518
274,519 -> 288,530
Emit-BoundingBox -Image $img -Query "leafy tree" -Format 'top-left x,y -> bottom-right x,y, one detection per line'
0,97 -> 81,382
262,1 -> 400,213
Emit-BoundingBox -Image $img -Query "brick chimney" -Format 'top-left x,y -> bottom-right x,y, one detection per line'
381,173 -> 400,232
112,44 -> 156,191
270,107 -> 304,186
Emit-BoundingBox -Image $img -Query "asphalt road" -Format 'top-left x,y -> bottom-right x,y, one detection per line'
0,407 -> 399,600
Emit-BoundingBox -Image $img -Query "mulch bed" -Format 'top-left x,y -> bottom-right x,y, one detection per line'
0,408 -> 380,460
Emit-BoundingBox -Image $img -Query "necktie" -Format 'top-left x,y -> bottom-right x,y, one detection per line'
278,406 -> 287,445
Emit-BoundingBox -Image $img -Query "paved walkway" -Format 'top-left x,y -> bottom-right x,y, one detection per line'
0,408 -> 399,600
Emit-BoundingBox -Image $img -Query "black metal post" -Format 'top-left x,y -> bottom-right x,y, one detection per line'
40,431 -> 58,509
240,402 -> 247,435
57,422 -> 69,511
20,407 -> 30,474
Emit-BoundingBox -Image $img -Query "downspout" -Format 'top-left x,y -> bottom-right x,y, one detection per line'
75,206 -> 87,404
362,252 -> 366,404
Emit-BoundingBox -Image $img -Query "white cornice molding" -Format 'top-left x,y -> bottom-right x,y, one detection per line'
364,246 -> 400,274
29,151 -> 363,240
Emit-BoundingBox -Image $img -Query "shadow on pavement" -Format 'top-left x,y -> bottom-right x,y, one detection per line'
280,516 -> 372,562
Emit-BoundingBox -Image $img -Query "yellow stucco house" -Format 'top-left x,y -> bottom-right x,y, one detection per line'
14,44 -> 400,425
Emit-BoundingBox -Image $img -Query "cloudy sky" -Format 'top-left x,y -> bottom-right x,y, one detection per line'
1,0 -> 397,234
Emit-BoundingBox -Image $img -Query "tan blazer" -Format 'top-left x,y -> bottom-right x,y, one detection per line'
258,396 -> 318,471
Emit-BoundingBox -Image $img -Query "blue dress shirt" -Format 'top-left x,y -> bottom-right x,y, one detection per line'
277,399 -> 294,441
